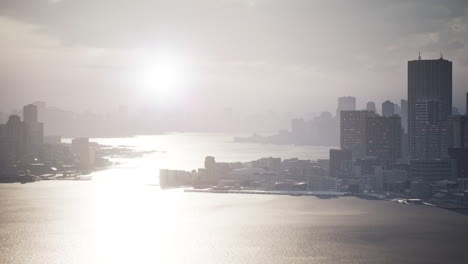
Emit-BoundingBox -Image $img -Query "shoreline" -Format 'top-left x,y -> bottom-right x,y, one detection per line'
182,188 -> 468,210
184,188 -> 347,197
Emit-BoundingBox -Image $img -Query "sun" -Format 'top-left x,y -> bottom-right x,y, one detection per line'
140,61 -> 183,95
134,52 -> 194,102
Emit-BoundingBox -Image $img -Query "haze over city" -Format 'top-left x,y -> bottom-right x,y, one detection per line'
1,0 -> 468,119
1,1 -> 468,264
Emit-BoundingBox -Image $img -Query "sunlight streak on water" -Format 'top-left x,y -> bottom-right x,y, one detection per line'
84,133 -> 332,263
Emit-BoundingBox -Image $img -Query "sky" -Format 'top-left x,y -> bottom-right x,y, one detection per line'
0,0 -> 467,118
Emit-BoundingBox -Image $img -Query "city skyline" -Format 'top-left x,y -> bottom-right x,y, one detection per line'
1,0 -> 468,117
1,2 -> 468,263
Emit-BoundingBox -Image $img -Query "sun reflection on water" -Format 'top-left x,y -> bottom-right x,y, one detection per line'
84,133 -> 332,263
94,173 -> 187,264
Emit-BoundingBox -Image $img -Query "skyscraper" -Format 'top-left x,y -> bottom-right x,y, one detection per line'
32,101 -> 46,123
23,104 -> 44,156
340,110 -> 374,159
466,93 -> 468,115
382,100 -> 395,117
400,99 -> 408,133
71,138 -> 94,170
447,93 -> 468,179
336,96 -> 356,120
6,115 -> 28,160
23,104 -> 38,124
408,55 -> 452,159
394,103 -> 401,116
366,115 -> 402,167
366,101 -> 376,113
314,112 -> 338,146
340,110 -> 402,166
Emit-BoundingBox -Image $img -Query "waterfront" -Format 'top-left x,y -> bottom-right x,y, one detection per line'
2,133 -> 468,264
85,133 -> 334,184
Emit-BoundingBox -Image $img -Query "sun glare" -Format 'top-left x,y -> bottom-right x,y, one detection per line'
137,56 -> 190,100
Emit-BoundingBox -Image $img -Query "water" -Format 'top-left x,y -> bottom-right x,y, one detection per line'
86,133 -> 333,184
1,133 -> 468,264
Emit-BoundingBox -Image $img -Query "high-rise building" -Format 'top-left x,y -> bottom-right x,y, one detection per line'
336,96 -> 356,120
71,138 -> 94,170
466,93 -> 468,115
341,110 -> 402,166
382,100 -> 395,117
400,99 -> 409,161
23,104 -> 44,156
448,116 -> 468,148
366,102 -> 376,113
32,101 -> 46,123
408,55 -> 452,159
5,115 -> 28,160
400,99 -> 408,132
204,156 -> 217,183
329,149 -> 353,179
366,115 -> 402,167
0,123 -> 15,165
413,99 -> 448,159
205,156 -> 216,169
409,159 -> 453,182
394,103 -> 401,116
314,112 -> 339,146
447,93 -> 468,179
23,104 -> 38,124
340,110 -> 374,159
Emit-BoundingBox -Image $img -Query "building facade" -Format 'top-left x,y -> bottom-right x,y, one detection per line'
340,110 -> 374,159
337,96 -> 356,120
329,149 -> 353,179
382,100 -> 395,117
408,57 -> 452,159
366,115 -> 402,167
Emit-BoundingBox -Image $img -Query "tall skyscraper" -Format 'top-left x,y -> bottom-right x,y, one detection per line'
448,114 -> 468,148
336,96 -> 356,120
466,93 -> 468,115
366,101 -> 376,113
382,100 -> 395,117
447,93 -> 468,179
400,99 -> 408,132
6,115 -> 28,160
408,55 -> 452,159
22,104 -> 44,156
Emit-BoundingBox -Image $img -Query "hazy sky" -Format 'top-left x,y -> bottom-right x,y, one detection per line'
1,0 -> 467,117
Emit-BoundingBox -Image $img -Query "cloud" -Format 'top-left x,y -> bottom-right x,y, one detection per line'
0,0 -> 467,114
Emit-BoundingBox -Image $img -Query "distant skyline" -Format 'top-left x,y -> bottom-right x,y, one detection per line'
1,0 -> 468,116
